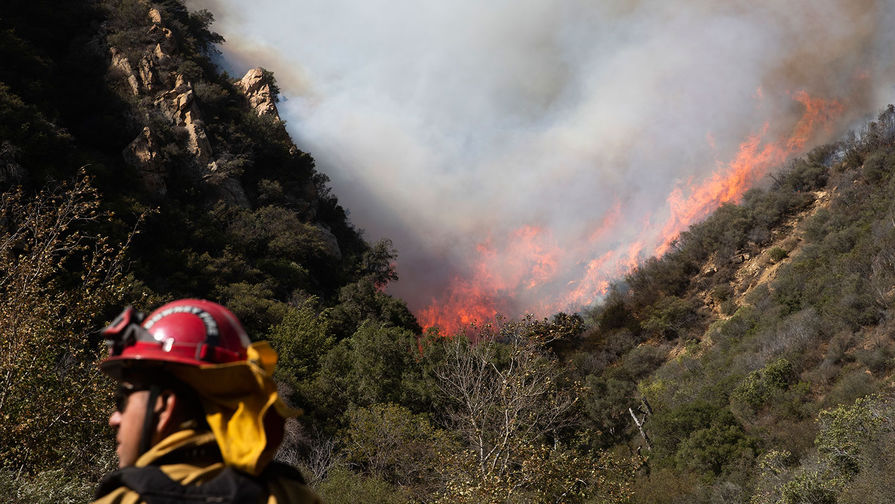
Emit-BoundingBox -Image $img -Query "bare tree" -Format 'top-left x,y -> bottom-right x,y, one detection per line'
0,175 -> 134,475
434,321 -> 579,492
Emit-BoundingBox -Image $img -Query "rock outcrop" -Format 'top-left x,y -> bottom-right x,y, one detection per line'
147,8 -> 175,52
156,74 -> 214,165
112,5 -> 259,207
138,8 -> 176,92
124,127 -> 166,195
238,68 -> 281,120
315,225 -> 342,261
109,47 -> 140,96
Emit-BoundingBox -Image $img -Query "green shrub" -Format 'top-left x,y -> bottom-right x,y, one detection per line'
641,296 -> 699,340
268,297 -> 335,390
649,401 -> 722,461
621,344 -> 668,380
0,178 -> 130,477
731,358 -> 795,412
712,283 -> 734,303
822,369 -> 878,409
340,403 -> 445,490
314,466 -> 411,504
861,150 -> 895,182
675,421 -> 757,475
779,469 -> 838,504
768,247 -> 789,262
816,396 -> 889,476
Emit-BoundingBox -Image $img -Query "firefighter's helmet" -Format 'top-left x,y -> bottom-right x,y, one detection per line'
100,299 -> 251,377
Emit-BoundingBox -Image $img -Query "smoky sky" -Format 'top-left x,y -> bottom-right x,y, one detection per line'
193,0 -> 895,319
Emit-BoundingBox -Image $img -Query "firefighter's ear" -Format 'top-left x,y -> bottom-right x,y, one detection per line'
154,390 -> 179,436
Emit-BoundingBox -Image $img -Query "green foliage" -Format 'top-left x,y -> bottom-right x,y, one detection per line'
822,368 -> 878,409
340,403 -> 447,494
860,150 -> 895,182
649,401 -> 718,460
0,177 -> 130,479
268,297 -> 334,389
583,375 -> 636,446
650,400 -> 754,475
641,296 -> 699,340
815,395 -> 887,476
675,421 -> 756,476
621,344 -> 668,380
314,466 -> 412,504
0,83 -> 75,182
732,358 -> 795,412
437,445 -> 637,504
302,322 -> 429,427
712,283 -> 734,303
768,246 -> 789,262
259,68 -> 281,101
596,288 -> 639,333
778,470 -> 838,504
330,277 -> 421,337
627,256 -> 697,308
710,305 -> 759,343
779,156 -> 829,193
752,396 -> 895,504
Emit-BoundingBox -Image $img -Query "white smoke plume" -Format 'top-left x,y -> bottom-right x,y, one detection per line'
192,0 -> 895,328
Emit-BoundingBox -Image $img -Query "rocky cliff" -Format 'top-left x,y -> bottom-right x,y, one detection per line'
109,7 -> 286,207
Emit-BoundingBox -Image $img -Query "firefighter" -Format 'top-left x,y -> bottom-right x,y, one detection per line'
93,299 -> 322,503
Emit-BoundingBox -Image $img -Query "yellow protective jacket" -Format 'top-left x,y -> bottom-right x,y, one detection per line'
93,429 -> 322,504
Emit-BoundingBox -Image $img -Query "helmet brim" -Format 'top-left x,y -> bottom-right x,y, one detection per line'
99,353 -> 201,381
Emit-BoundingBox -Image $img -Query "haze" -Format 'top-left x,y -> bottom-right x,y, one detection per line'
192,0 -> 895,328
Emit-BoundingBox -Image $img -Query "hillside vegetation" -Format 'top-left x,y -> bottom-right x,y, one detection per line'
2,1 -> 895,503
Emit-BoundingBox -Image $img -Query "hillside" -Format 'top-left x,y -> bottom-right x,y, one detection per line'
573,108 -> 895,503
3,1 -> 895,503
0,0 -> 420,499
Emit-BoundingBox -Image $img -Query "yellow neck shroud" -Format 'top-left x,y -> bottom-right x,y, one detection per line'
171,341 -> 300,476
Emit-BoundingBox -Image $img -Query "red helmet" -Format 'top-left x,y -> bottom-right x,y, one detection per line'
100,299 -> 252,378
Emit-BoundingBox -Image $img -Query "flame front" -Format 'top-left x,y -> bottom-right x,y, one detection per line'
418,91 -> 844,333
417,226 -> 560,335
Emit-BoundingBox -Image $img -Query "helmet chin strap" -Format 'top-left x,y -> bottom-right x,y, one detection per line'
138,385 -> 162,457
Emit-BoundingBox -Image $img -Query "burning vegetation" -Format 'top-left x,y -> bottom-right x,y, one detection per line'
419,91 -> 846,334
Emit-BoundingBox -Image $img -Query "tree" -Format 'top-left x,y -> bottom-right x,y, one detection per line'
432,321 -> 591,501
0,176 -> 132,481
340,403 -> 449,496
267,297 -> 335,390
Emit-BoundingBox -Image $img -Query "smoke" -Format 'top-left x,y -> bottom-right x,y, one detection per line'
193,0 -> 895,329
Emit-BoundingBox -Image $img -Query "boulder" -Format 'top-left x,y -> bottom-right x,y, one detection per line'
315,225 -> 342,260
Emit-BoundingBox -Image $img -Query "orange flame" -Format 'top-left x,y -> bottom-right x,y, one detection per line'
417,91 -> 844,334
654,91 -> 842,257
418,226 -> 560,334
588,200 -> 622,243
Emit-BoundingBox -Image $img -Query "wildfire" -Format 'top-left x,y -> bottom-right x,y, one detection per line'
588,200 -> 622,243
654,91 -> 842,257
417,91 -> 844,333
417,226 -> 560,335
